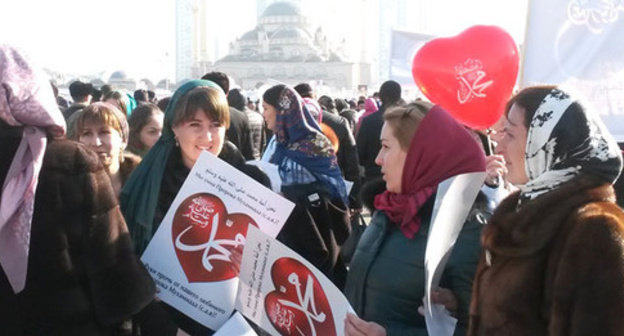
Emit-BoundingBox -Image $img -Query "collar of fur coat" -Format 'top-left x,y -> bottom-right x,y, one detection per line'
482,175 -> 616,256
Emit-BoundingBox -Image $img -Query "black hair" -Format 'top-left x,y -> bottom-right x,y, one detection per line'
263,84 -> 286,107
134,89 -> 149,103
505,85 -> 557,129
379,80 -> 401,106
157,96 -> 171,112
69,81 -> 93,101
294,83 -> 313,98
227,88 -> 247,111
201,72 -> 230,94
318,95 -> 335,111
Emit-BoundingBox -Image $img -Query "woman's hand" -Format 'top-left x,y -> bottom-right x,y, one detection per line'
344,313 -> 386,336
418,287 -> 459,317
431,288 -> 458,313
229,245 -> 244,275
485,155 -> 506,187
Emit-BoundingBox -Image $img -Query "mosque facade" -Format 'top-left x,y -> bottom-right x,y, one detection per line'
189,1 -> 370,90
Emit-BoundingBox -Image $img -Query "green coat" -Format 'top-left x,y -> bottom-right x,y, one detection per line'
345,198 -> 482,336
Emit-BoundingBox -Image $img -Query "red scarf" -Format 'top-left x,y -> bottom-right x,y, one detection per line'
374,106 -> 486,238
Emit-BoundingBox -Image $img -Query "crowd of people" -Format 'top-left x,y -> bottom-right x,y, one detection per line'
2,43 -> 624,336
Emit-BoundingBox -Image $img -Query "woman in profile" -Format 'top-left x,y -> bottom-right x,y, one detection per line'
344,102 -> 486,336
0,45 -> 154,335
261,84 -> 351,288
468,87 -> 624,335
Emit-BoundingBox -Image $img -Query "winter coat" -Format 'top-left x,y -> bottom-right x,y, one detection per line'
322,110 -> 361,208
356,107 -> 384,181
345,194 -> 483,336
468,175 -> 624,336
226,107 -> 255,161
0,138 -> 155,336
278,182 -> 351,289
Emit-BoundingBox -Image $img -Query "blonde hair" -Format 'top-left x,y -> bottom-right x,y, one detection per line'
383,101 -> 432,150
73,102 -> 128,142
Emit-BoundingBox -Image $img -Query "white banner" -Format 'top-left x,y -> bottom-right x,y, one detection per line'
424,172 -> 486,336
236,226 -> 355,336
522,0 -> 624,140
390,29 -> 434,86
141,151 -> 294,330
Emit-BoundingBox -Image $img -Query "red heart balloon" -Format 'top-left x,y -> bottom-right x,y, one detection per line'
265,257 -> 336,336
172,193 -> 258,283
412,25 -> 519,129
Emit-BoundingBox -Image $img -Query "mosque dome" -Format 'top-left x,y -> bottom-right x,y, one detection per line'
109,71 -> 128,81
262,1 -> 301,17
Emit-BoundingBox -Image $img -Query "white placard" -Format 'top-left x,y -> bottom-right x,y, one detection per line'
214,312 -> 257,336
424,172 -> 486,336
141,151 -> 295,330
236,225 -> 355,336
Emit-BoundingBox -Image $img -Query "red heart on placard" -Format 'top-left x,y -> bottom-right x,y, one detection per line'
412,25 -> 519,129
172,193 -> 258,283
265,257 -> 336,336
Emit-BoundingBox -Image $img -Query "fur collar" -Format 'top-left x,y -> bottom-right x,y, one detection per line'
120,151 -> 141,186
483,175 -> 615,256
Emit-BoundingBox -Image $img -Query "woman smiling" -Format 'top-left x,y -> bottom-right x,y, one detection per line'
72,102 -> 140,196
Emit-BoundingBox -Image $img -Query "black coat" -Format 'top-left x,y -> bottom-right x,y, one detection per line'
321,110 -> 361,208
278,183 -> 351,289
226,107 -> 255,161
0,136 -> 155,336
356,107 -> 385,181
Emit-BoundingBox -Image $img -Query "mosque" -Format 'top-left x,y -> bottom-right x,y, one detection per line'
186,1 -> 370,90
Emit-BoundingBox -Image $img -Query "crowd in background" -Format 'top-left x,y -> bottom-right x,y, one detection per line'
2,43 -> 624,336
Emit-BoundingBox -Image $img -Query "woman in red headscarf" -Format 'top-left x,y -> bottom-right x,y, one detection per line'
344,101 -> 487,335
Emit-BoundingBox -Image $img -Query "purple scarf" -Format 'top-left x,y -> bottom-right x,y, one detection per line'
0,45 -> 66,293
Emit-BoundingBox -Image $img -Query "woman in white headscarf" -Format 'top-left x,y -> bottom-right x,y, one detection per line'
468,86 -> 624,335
0,45 -> 154,335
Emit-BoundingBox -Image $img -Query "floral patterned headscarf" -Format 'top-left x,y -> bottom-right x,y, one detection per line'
520,88 -> 622,203
269,87 -> 348,204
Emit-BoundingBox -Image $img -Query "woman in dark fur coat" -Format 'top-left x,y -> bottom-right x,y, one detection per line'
0,45 -> 155,335
468,86 -> 624,335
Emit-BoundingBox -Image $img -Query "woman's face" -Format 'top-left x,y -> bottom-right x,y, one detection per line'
79,121 -> 125,172
262,101 -> 277,131
139,114 -> 164,149
172,109 -> 226,169
375,123 -> 408,193
499,103 -> 529,185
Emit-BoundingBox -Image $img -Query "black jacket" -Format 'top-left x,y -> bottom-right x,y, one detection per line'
226,107 -> 255,161
278,183 -> 351,289
321,110 -> 361,208
356,107 -> 385,181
